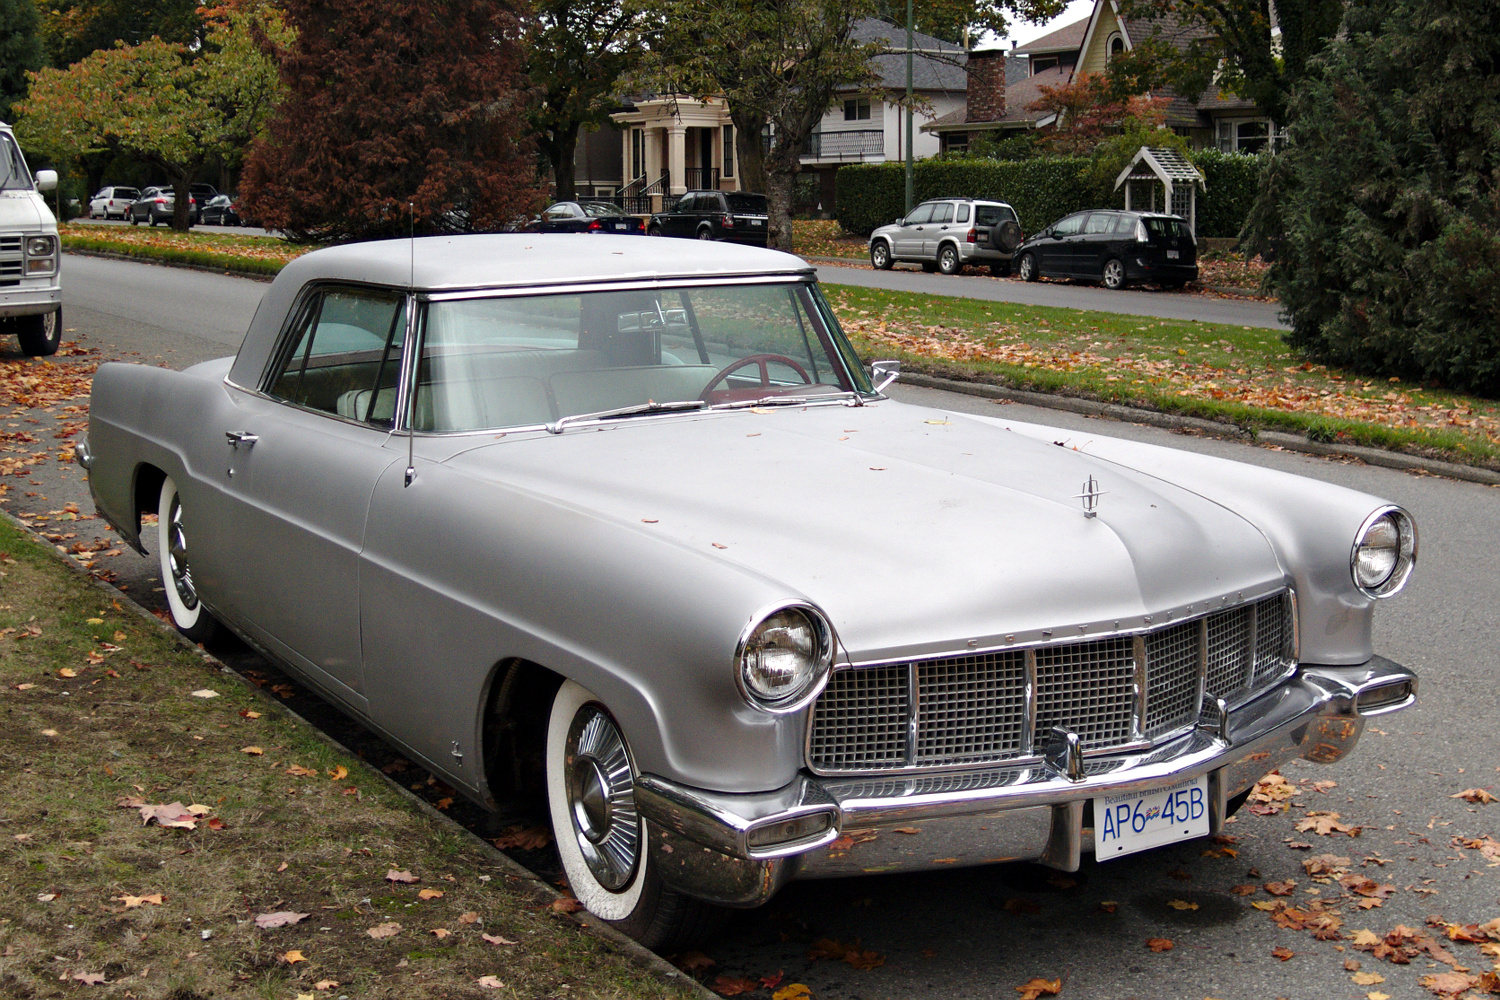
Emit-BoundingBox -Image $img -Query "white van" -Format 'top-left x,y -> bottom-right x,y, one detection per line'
0,121 -> 62,356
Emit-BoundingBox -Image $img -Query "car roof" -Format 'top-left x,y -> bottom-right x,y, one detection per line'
921,197 -> 1013,207
228,234 -> 815,388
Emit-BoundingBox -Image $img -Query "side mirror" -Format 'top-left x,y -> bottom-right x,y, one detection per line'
870,359 -> 901,393
34,169 -> 58,193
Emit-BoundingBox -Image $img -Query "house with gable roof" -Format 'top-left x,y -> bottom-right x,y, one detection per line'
925,0 -> 1284,155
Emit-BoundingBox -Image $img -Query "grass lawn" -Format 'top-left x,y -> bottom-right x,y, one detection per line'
60,224 -> 1500,469
0,515 -> 694,999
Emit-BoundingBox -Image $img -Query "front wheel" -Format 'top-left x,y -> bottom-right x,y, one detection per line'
16,307 -> 61,357
1102,258 -> 1127,290
546,680 -> 726,950
647,225 -> 662,237
157,476 -> 219,643
937,244 -> 961,275
869,240 -> 892,270
1018,252 -> 1038,282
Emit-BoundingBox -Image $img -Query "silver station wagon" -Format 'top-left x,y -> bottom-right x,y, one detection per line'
81,235 -> 1418,949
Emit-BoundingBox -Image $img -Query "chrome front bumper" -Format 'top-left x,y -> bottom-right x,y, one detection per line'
633,657 -> 1415,907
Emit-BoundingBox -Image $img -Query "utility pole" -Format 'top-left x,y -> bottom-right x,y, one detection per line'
904,0 -> 914,214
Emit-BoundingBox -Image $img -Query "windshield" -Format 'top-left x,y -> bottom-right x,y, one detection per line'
725,193 -> 767,214
414,282 -> 869,432
580,202 -> 621,217
0,133 -> 32,192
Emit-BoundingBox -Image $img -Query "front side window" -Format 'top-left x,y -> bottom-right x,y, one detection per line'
413,283 -> 867,433
1053,213 -> 1086,237
267,286 -> 407,424
903,204 -> 935,225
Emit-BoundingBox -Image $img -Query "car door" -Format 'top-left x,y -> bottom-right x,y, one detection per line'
665,193 -> 696,236
1077,211 -> 1120,280
203,285 -> 410,707
892,203 -> 933,257
1040,213 -> 1087,274
923,202 -> 956,256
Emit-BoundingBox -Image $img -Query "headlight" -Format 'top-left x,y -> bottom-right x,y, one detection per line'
26,236 -> 56,257
1351,507 -> 1416,597
736,604 -> 835,712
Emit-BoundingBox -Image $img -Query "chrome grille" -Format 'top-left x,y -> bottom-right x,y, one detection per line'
0,235 -> 21,253
914,651 -> 1026,766
1144,621 -> 1201,737
808,592 -> 1295,774
1034,637 -> 1135,750
0,235 -> 21,278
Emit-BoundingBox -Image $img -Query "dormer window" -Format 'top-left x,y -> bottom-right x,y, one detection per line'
1109,33 -> 1125,61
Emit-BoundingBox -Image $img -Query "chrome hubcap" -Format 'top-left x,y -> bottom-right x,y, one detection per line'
565,706 -> 640,891
166,496 -> 198,609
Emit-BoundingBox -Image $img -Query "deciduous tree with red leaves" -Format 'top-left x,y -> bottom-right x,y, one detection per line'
240,0 -> 541,243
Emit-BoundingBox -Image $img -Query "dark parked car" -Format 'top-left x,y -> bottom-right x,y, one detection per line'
129,187 -> 197,227
648,190 -> 768,246
1015,210 -> 1199,290
530,201 -> 643,235
199,193 -> 240,226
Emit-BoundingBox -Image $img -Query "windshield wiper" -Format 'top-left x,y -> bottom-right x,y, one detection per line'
545,398 -> 706,434
708,390 -> 864,411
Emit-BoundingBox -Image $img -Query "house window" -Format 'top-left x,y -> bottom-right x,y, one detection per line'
1218,118 -> 1284,153
631,128 -> 645,180
844,98 -> 871,122
722,126 -> 735,178
941,132 -> 969,154
1109,34 -> 1124,61
1031,56 -> 1058,74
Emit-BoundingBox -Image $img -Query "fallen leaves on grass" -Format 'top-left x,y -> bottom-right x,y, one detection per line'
385,869 -> 418,884
117,798 -> 210,830
430,928 -> 450,939
254,911 -> 309,929
71,972 -> 106,985
550,897 -> 584,913
481,933 -> 518,946
476,975 -> 505,989
280,950 -> 307,964
417,888 -> 444,901
189,688 -> 218,699
112,894 -> 163,908
366,923 -> 401,939
240,746 -> 264,755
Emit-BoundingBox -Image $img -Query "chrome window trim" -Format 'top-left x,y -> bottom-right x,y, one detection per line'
805,586 -> 1299,778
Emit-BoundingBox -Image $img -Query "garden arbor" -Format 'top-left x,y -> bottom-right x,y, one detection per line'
1115,146 -> 1205,235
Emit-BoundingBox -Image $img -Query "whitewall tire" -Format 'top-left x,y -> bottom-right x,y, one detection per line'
157,476 -> 217,642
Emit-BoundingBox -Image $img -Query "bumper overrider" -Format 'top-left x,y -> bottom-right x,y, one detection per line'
633,656 -> 1415,907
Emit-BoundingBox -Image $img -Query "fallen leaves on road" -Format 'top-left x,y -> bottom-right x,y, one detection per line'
1247,772 -> 1298,815
492,825 -> 552,850
711,975 -> 760,996
1271,946 -> 1296,961
1295,811 -> 1361,837
1146,938 -> 1174,952
1015,977 -> 1062,999
1452,788 -> 1498,804
807,938 -> 885,970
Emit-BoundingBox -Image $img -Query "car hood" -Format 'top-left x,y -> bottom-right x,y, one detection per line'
440,400 -> 1286,662
0,189 -> 53,229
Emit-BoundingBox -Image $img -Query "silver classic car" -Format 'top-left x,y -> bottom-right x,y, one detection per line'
80,235 -> 1418,949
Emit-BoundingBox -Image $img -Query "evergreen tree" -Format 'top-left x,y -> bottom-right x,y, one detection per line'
240,0 -> 541,242
1248,0 -> 1500,395
0,0 -> 44,121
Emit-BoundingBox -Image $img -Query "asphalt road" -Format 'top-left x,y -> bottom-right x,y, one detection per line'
3,255 -> 1495,1000
68,216 -> 1288,331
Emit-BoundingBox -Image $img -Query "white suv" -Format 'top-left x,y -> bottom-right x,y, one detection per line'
0,121 -> 62,356
868,198 -> 1024,276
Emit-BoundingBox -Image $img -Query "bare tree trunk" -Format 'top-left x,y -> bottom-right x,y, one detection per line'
550,125 -> 580,202
169,174 -> 193,231
730,108 -> 767,193
763,160 -> 796,252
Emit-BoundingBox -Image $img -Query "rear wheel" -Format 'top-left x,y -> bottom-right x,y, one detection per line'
697,227 -> 714,241
1102,258 -> 1127,290
1018,252 -> 1038,282
15,308 -> 61,357
157,476 -> 219,643
647,224 -> 662,237
869,240 -> 892,270
546,680 -> 726,950
937,244 -> 961,275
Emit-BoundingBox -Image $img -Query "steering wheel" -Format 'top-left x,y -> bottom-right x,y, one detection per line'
699,353 -> 812,400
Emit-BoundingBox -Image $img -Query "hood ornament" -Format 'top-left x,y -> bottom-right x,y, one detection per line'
1075,476 -> 1106,518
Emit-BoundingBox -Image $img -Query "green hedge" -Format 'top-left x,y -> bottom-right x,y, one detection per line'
836,154 -> 1266,240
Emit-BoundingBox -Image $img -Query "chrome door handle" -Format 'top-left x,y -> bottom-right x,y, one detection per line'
225,431 -> 259,449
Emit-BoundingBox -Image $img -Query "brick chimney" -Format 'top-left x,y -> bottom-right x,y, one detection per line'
966,49 -> 1007,123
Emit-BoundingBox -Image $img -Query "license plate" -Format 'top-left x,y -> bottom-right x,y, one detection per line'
1095,774 -> 1209,860
750,219 -> 763,226
1166,249 -> 1180,259
614,223 -> 626,230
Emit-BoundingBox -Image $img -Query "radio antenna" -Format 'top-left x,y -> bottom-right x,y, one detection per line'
404,201 -> 417,487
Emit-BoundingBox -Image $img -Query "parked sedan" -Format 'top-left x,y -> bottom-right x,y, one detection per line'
531,201 -> 643,235
648,190 -> 768,245
80,235 -> 1416,951
199,194 -> 240,226
1015,209 -> 1199,289
88,186 -> 139,220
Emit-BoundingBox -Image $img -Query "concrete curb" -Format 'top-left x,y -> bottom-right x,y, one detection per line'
899,372 -> 1500,487
64,247 -> 279,282
0,506 -> 715,999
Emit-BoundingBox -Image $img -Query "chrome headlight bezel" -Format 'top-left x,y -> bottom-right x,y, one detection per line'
26,235 -> 56,258
734,602 -> 836,714
1351,506 -> 1417,598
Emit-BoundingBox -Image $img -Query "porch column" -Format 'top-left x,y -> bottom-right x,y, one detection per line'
668,125 -> 687,194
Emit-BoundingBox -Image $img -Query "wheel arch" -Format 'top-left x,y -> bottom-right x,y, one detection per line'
480,657 -> 564,807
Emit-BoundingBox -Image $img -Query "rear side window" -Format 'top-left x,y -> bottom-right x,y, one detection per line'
1084,213 -> 1116,234
955,204 -> 971,224
930,203 -> 954,223
725,193 -> 766,214
1144,217 -> 1192,239
268,287 -> 407,423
